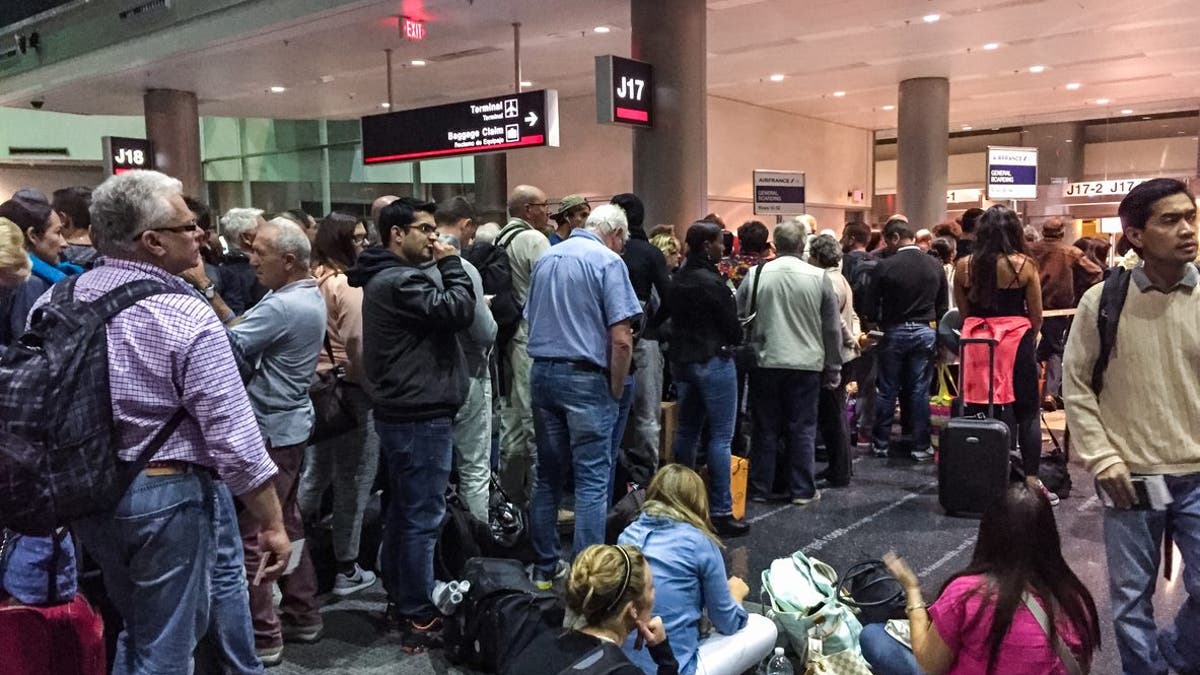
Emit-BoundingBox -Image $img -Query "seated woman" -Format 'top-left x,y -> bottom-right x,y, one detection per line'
861,482 -> 1100,675
619,464 -> 778,675
502,544 -> 678,675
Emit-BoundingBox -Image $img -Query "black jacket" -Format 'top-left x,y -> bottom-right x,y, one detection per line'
218,252 -> 267,316
661,258 -> 741,365
347,248 -> 476,423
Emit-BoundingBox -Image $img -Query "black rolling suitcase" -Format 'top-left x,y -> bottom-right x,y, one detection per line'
939,337 -> 1010,516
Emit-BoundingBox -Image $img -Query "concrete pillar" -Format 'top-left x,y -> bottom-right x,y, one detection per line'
896,77 -> 949,229
473,154 -> 508,225
632,0 -> 706,233
1021,121 -> 1085,183
143,89 -> 203,196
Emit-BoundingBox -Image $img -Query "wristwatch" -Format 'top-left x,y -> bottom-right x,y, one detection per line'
200,283 -> 216,300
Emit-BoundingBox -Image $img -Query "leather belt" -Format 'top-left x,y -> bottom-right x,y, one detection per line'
144,460 -> 208,477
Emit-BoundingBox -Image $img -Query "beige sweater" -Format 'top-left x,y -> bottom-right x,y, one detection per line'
1063,272 -> 1200,477
313,265 -> 364,384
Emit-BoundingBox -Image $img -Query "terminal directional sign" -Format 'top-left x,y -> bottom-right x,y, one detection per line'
361,89 -> 559,164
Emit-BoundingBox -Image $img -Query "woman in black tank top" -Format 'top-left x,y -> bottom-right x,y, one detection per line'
953,206 -> 1051,503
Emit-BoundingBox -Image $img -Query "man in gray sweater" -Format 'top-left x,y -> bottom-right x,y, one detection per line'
736,219 -> 842,506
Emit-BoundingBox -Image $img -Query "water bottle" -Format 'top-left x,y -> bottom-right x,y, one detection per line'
763,647 -> 793,675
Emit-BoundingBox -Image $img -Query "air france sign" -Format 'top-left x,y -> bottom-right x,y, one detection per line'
986,146 -> 1039,200
753,170 -> 806,215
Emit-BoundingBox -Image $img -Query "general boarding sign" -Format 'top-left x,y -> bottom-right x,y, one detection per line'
986,146 -> 1038,200
753,170 -> 806,215
361,89 -> 559,163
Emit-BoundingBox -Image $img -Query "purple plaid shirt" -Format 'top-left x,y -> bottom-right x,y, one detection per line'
31,258 -> 276,495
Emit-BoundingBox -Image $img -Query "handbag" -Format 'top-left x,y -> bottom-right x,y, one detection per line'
929,363 -> 956,451
761,551 -> 863,657
309,333 -> 357,443
835,560 -> 906,626
734,260 -> 768,370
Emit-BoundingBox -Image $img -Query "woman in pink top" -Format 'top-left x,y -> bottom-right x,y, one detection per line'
861,483 -> 1100,674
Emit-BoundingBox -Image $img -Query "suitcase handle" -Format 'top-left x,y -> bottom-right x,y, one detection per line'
959,337 -> 999,417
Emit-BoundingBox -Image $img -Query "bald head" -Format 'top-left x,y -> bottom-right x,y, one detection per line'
507,184 -> 550,232
371,195 -> 399,226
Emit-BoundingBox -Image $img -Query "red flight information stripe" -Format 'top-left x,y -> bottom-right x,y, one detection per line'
364,134 -> 546,163
615,107 -> 649,122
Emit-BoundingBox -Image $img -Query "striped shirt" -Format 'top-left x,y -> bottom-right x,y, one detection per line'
31,258 -> 276,495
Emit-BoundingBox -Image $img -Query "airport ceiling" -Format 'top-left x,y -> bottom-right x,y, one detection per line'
9,0 -> 1200,132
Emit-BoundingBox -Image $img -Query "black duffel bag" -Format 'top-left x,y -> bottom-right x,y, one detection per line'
836,559 -> 907,625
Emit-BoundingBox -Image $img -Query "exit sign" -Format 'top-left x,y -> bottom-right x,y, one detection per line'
401,17 -> 425,41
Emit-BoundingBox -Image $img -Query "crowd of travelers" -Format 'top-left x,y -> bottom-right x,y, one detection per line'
0,170 -> 1196,675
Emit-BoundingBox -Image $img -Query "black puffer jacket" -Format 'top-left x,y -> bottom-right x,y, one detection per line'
347,248 -> 476,422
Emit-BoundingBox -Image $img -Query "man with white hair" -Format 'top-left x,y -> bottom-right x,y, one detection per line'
33,170 -> 290,673
223,217 -> 327,665
524,203 -> 642,588
218,207 -> 268,315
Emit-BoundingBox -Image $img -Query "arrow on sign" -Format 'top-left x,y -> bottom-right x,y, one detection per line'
524,111 -> 539,127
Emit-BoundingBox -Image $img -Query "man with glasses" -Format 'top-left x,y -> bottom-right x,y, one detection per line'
31,170 -> 291,674
496,185 -> 552,507
347,197 -> 475,652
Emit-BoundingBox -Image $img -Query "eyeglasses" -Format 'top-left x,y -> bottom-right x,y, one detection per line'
410,223 -> 437,235
352,234 -> 368,244
526,202 -> 549,209
136,219 -> 199,240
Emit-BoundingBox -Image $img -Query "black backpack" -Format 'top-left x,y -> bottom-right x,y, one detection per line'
445,557 -> 565,673
1091,265 -> 1135,396
465,236 -> 523,394
850,254 -> 881,320
0,277 -> 187,535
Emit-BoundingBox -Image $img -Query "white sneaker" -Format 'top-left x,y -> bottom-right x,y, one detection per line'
333,563 -> 378,597
911,448 -> 935,463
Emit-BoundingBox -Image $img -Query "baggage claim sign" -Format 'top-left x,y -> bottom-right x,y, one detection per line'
986,146 -> 1039,200
361,90 -> 560,163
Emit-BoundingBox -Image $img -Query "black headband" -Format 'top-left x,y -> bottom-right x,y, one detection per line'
604,545 -> 633,613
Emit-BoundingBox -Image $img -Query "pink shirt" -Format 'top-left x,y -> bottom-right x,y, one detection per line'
928,575 -> 1085,675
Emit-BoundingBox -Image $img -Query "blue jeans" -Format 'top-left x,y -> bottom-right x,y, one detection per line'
530,360 -> 618,571
205,481 -> 262,673
1104,473 -> 1200,675
749,368 -> 821,499
610,374 -> 636,502
75,469 -> 216,675
860,623 -> 923,675
672,356 -> 737,516
872,323 -> 937,452
375,417 -> 454,621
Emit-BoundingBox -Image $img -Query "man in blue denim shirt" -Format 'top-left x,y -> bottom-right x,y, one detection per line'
526,204 -> 642,589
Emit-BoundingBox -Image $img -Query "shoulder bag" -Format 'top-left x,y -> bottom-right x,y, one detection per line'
734,260 -> 768,370
1021,592 -> 1086,675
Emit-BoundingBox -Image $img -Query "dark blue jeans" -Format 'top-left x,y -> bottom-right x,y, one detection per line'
375,417 -> 454,621
530,360 -> 619,572
749,368 -> 821,499
610,374 -> 636,502
872,323 -> 937,453
860,623 -> 922,675
672,356 -> 737,516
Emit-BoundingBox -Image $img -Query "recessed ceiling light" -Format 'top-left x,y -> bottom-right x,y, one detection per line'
1064,139 -> 1073,143
881,104 -> 895,111
381,102 -> 391,108
410,59 -> 426,66
593,26 -> 611,34
769,73 -> 786,82
269,86 -> 286,93
961,125 -> 973,131
1028,65 -> 1046,73
1142,115 -> 1152,120
1065,82 -> 1081,90
1094,98 -> 1110,105
923,13 -> 941,23
832,90 -> 846,97
1121,109 -> 1134,115
520,80 -> 533,87
982,42 -> 1000,50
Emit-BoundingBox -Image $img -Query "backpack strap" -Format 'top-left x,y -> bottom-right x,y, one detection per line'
554,642 -> 628,675
1091,267 -> 1131,396
496,222 -> 528,249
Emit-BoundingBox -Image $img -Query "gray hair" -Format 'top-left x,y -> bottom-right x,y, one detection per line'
220,207 -> 264,252
774,220 -> 806,254
263,217 -> 311,268
474,221 -> 501,245
90,169 -> 182,256
583,203 -> 629,245
809,234 -> 842,269
507,184 -> 542,217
